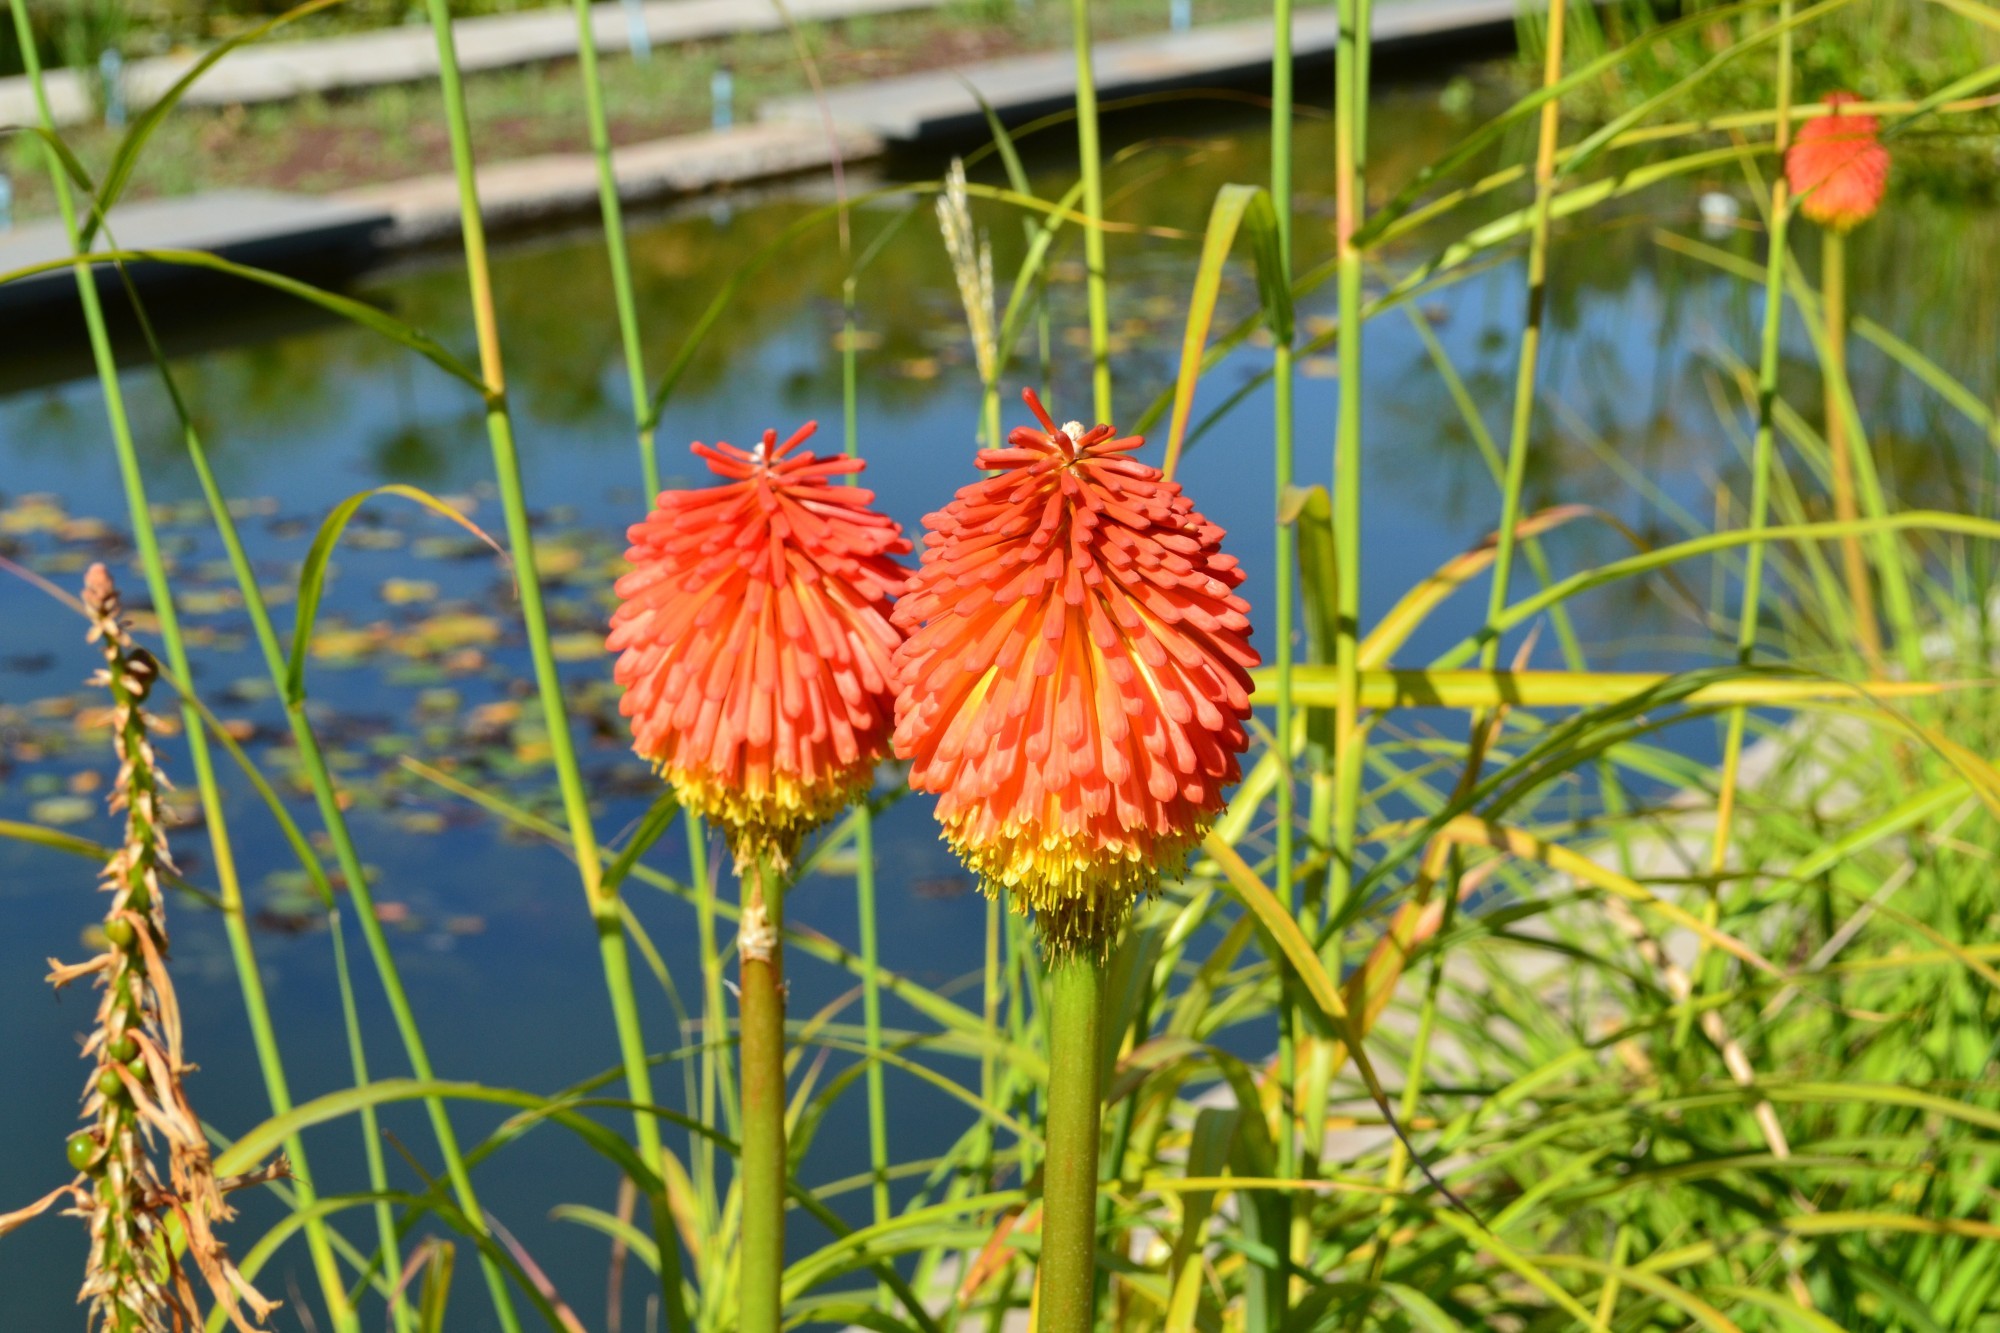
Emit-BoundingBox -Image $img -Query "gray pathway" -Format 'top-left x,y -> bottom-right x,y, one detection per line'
0,0 -> 941,130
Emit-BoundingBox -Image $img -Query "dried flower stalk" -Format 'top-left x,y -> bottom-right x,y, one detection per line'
937,158 -> 998,387
1,564 -> 284,1333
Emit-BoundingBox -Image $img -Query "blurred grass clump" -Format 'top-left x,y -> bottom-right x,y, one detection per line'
1522,0 -> 2000,198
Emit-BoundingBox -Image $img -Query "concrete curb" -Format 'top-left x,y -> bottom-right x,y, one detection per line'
336,121 -> 885,248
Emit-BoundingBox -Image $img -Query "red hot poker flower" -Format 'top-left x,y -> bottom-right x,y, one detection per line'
892,390 -> 1259,951
1786,92 -> 1889,231
610,423 -> 910,865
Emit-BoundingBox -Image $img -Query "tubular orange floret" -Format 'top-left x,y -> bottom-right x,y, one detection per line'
1786,92 -> 1890,231
609,423 -> 911,867
892,389 -> 1259,953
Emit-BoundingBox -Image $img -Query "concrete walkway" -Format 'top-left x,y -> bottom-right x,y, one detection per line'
0,0 -> 941,130
764,0 -> 1521,141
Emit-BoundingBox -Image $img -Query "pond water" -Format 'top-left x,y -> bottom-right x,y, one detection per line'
3,61 -> 1997,1329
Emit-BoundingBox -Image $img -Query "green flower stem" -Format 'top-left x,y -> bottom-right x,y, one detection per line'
1071,0 -> 1113,423
415,2 -> 684,1328
1039,949 -> 1105,1333
738,854 -> 790,1333
1821,227 -> 1881,669
2,5 -> 356,1328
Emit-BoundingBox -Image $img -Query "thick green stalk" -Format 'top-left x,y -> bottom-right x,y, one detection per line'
568,0 -> 660,497
1039,951 -> 1105,1333
416,3 -> 684,1328
1071,0 -> 1112,422
1821,227 -> 1880,669
3,6 -> 356,1328
738,855 -> 789,1333
1326,0 -> 1374,933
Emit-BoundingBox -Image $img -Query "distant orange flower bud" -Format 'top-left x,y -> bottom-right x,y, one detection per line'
893,390 -> 1259,951
610,424 -> 910,865
1786,92 -> 1889,231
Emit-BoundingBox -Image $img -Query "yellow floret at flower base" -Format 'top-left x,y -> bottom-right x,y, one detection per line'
654,761 -> 876,869
941,813 -> 1207,953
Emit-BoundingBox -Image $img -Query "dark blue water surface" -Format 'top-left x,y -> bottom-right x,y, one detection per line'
3,68 -> 1996,1330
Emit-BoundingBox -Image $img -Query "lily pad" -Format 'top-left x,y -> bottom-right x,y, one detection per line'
550,632 -> 605,662
29,795 -> 96,826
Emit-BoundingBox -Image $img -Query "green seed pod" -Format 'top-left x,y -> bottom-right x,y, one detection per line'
66,1131 -> 102,1173
104,918 -> 136,950
107,1034 -> 139,1064
96,1068 -> 126,1101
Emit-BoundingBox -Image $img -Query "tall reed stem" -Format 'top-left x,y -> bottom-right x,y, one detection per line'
1268,0 -> 1303,1310
842,283 -> 893,1233
416,3 -> 684,1328
1709,0 -> 1796,902
738,855 -> 789,1333
1486,0 -> 1568,655
1039,950 -> 1105,1333
1821,228 -> 1880,669
115,273 -> 418,1332
1692,0 -> 1795,1163
569,0 -> 660,497
1327,0 -> 1374,932
2,7 -> 357,1328
1071,0 -> 1112,422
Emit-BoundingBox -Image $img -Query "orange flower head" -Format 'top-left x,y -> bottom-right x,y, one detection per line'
610,423 -> 910,865
1786,92 -> 1889,231
892,390 -> 1259,952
